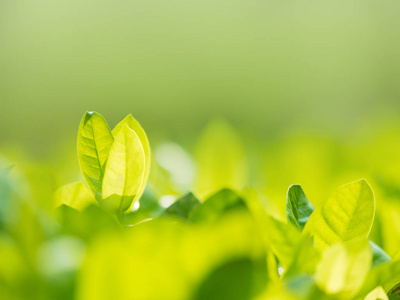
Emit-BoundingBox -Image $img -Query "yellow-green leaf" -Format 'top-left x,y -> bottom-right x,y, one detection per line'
54,181 -> 96,211
77,111 -> 114,200
112,114 -> 151,208
315,239 -> 372,297
102,124 -> 145,212
305,179 -> 375,251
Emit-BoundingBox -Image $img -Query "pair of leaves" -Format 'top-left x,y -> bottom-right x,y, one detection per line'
77,112 -> 150,213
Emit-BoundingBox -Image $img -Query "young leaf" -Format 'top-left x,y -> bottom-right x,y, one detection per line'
77,111 -> 114,200
304,179 -> 375,251
161,192 -> 200,220
286,184 -> 314,231
102,125 -> 146,212
112,114 -> 151,208
54,181 -> 96,211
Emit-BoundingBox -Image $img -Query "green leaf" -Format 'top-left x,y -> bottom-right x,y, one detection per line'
101,124 -> 146,212
112,114 -> 151,209
304,179 -> 375,251
77,111 -> 114,200
315,239 -> 372,297
189,189 -> 248,223
286,184 -> 314,231
161,192 -> 200,220
370,241 -> 391,268
54,181 -> 96,211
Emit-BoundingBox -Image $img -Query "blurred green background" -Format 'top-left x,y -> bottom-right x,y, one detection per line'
2,0 -> 400,206
2,0 -> 400,149
2,2 -> 400,299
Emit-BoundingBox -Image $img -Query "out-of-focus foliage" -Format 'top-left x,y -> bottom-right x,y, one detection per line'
0,112 -> 400,300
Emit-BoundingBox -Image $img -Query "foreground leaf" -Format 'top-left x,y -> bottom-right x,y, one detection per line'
112,114 -> 151,209
315,239 -> 372,297
102,125 -> 145,212
305,179 -> 375,251
77,112 -> 114,200
286,184 -> 314,231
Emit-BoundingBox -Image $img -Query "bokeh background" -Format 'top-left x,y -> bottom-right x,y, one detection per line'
2,2 -> 400,299
2,0 -> 400,217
